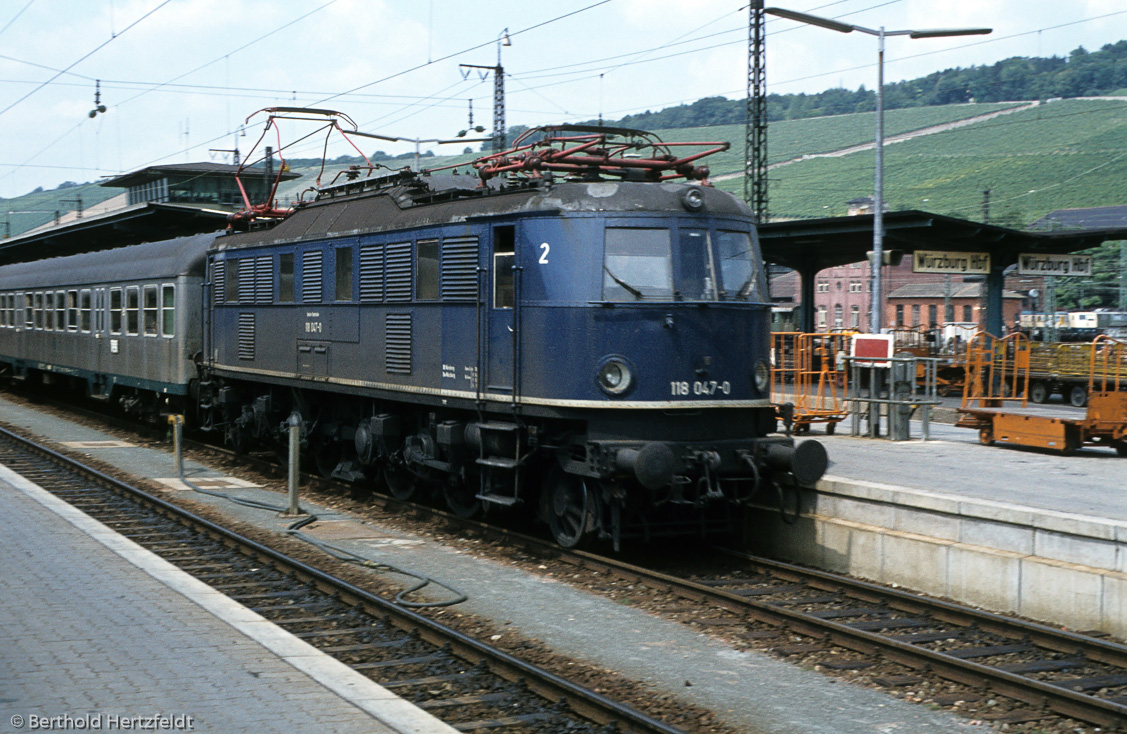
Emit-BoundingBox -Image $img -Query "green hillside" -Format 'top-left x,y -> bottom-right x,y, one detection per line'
6,98 -> 1126,239
1,182 -> 120,238
654,102 -> 1023,175
731,98 -> 1127,225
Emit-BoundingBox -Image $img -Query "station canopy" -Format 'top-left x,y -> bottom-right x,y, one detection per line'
758,210 -> 1127,334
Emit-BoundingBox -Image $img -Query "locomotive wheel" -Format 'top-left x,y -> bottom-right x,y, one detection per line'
545,471 -> 594,548
1069,385 -> 1088,408
313,440 -> 343,479
1029,381 -> 1049,404
383,461 -> 418,501
444,479 -> 481,519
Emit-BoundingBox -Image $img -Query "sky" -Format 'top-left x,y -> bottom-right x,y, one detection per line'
0,0 -> 1124,200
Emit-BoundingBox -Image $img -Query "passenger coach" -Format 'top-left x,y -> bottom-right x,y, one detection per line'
0,233 -> 215,418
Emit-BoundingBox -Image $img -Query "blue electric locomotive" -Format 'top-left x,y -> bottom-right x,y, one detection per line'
199,124 -> 826,547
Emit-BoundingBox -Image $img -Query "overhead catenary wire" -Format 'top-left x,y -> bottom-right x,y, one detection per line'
3,1 -> 1124,198
0,0 -> 173,120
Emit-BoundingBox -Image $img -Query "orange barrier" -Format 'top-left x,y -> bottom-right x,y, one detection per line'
771,332 -> 851,434
961,332 -> 1030,409
1089,335 -> 1127,394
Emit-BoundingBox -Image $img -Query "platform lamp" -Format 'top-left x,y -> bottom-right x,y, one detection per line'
765,8 -> 990,332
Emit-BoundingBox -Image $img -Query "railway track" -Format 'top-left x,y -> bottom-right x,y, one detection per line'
551,548 -> 1127,730
8,393 -> 1127,730
157,422 -> 1127,729
0,424 -> 687,734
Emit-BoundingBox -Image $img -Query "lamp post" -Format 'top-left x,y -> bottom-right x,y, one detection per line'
765,8 -> 990,332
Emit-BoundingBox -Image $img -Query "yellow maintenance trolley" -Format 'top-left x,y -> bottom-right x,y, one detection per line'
956,334 -> 1127,455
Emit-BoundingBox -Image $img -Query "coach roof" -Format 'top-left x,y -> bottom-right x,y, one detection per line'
0,232 -> 219,290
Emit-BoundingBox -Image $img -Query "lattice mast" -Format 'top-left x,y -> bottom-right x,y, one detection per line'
745,1 -> 768,223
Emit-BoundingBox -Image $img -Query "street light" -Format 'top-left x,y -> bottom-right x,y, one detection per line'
765,7 -> 990,332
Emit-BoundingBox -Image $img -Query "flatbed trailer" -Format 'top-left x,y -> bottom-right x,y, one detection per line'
957,392 -> 1127,455
1026,341 -> 1115,407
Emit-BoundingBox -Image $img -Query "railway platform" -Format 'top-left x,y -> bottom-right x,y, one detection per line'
0,462 -> 458,734
753,416 -> 1127,639
0,396 -> 989,733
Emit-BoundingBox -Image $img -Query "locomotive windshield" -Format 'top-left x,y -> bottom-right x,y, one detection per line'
602,226 -> 762,302
603,228 -> 674,300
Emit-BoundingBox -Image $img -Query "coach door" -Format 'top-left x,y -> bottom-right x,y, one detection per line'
484,225 -> 517,397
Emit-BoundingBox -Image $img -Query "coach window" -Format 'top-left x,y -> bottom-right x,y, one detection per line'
66,290 -> 78,331
126,286 -> 139,336
80,290 -> 92,332
416,239 -> 439,301
24,293 -> 33,329
279,254 -> 294,302
161,285 -> 175,336
95,289 -> 106,333
143,284 -> 158,336
493,226 -> 514,309
33,292 -> 42,329
44,292 -> 54,330
55,291 -> 65,331
335,247 -> 354,301
110,288 -> 123,334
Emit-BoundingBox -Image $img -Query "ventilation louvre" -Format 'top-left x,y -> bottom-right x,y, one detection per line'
237,313 -> 255,360
359,244 -> 384,302
385,243 -> 412,302
302,251 -> 323,303
441,236 -> 479,301
385,313 -> 411,374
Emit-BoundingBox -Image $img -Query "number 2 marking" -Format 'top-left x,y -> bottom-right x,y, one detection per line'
539,242 -> 550,264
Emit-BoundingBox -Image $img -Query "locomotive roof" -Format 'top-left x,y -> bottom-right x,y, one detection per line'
0,231 -> 217,290
216,177 -> 752,251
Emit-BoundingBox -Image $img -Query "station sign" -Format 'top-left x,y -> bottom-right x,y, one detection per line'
1016,253 -> 1093,277
912,250 -> 990,275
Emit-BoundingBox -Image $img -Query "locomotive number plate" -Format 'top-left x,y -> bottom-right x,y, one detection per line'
670,380 -> 731,396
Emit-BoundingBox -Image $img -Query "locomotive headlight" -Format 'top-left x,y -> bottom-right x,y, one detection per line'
754,359 -> 771,394
597,358 -> 633,395
681,186 -> 704,211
